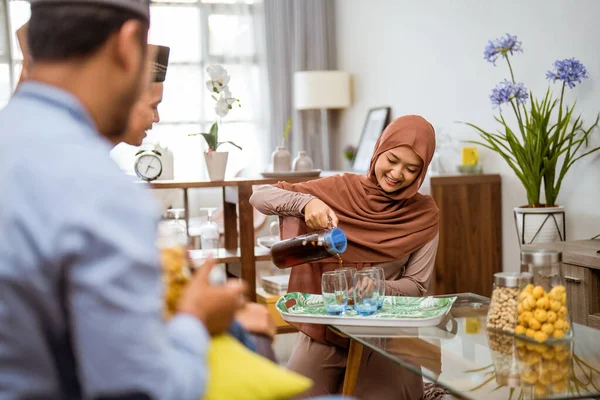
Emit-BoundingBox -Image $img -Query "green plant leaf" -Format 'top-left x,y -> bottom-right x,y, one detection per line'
217,141 -> 243,151
201,133 -> 218,151
282,117 -> 292,145
209,122 -> 219,142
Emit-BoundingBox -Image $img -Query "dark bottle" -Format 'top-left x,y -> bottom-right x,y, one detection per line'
271,228 -> 348,268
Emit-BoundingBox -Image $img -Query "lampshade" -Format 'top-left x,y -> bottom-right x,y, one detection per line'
293,71 -> 352,110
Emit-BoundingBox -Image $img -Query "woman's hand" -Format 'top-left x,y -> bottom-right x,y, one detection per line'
303,199 -> 339,230
355,275 -> 377,297
235,302 -> 277,341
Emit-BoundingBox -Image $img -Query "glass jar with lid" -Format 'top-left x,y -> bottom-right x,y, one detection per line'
158,211 -> 190,320
516,249 -> 572,343
487,272 -> 521,333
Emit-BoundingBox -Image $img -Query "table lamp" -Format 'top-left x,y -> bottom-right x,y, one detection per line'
294,70 -> 352,170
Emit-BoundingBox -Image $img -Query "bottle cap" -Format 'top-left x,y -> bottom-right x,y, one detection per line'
325,228 -> 347,254
521,249 -> 562,265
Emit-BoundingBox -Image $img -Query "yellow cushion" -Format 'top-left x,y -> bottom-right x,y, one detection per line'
204,334 -> 312,400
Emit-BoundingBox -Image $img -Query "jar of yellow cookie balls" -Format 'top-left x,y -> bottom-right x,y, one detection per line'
516,249 -> 572,343
515,338 -> 572,398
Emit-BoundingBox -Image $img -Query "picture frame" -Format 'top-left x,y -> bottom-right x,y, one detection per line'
352,106 -> 391,173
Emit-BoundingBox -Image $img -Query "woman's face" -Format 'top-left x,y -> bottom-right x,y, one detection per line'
374,145 -> 424,193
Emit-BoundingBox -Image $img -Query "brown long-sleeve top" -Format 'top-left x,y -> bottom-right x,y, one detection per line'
250,185 -> 439,298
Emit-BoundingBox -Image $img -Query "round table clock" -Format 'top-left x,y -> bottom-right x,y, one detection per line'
134,148 -> 163,182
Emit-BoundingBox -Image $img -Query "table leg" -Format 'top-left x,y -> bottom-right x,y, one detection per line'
238,182 -> 256,302
223,186 -> 239,278
183,188 -> 190,237
342,339 -> 363,396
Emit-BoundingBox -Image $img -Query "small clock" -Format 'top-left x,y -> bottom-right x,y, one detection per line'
134,149 -> 163,181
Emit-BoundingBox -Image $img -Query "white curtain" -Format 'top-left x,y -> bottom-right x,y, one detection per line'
0,0 -> 13,107
263,0 -> 336,169
0,1 -> 8,62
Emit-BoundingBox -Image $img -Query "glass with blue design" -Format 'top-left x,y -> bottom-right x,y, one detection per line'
354,269 -> 381,316
321,270 -> 348,315
364,266 -> 386,309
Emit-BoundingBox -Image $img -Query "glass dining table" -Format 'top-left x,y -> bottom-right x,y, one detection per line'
331,293 -> 600,399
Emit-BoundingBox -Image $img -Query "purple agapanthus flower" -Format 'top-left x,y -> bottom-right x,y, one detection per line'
484,34 -> 523,65
490,79 -> 529,109
546,58 -> 589,89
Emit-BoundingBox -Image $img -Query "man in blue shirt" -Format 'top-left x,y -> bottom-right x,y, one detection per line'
0,1 -> 248,399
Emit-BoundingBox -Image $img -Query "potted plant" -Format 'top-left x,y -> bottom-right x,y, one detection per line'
342,145 -> 357,171
190,64 -> 242,181
466,34 -> 600,245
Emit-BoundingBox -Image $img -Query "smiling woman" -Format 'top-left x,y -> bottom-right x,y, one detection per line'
249,115 -> 440,398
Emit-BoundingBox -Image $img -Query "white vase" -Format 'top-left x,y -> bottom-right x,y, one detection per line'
514,205 -> 566,246
204,151 -> 228,181
292,151 -> 314,172
272,146 -> 291,172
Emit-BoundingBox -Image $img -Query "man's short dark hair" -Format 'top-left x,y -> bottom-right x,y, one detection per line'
28,4 -> 148,62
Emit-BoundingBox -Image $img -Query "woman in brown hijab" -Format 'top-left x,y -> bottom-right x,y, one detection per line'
250,115 -> 440,399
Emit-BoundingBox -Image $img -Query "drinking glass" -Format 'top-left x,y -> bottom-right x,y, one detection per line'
341,267 -> 356,309
364,266 -> 386,309
321,271 -> 348,315
164,208 -> 187,245
354,269 -> 381,316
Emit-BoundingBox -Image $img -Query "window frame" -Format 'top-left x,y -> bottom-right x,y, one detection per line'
149,1 -> 259,126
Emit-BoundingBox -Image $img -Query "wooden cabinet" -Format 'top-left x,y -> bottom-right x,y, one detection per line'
563,263 -> 589,325
428,174 -> 502,297
524,240 -> 600,329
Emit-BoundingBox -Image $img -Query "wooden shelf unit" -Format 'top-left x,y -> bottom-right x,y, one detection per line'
188,246 -> 272,264
149,175 -> 329,301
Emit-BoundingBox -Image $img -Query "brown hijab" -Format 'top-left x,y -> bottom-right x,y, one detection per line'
277,115 -> 439,344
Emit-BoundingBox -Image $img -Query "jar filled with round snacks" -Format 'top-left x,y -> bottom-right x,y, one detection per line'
515,338 -> 572,398
158,217 -> 191,320
488,330 -> 520,387
487,272 -> 521,333
516,249 -> 572,343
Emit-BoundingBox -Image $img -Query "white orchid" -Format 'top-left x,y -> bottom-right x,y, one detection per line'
189,64 -> 243,152
205,64 -> 230,93
215,95 -> 230,118
214,88 -> 239,118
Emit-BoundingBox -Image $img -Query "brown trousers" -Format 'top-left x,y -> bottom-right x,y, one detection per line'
288,333 -> 424,400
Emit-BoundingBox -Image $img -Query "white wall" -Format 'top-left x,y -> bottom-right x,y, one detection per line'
335,0 -> 600,272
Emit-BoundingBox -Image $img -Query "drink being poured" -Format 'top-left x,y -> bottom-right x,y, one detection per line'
270,228 -> 347,269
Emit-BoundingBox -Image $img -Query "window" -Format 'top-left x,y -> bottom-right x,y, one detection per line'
0,0 -> 268,180
112,0 -> 268,180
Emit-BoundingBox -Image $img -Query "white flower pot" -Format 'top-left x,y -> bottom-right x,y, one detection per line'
204,151 -> 228,181
514,205 -> 566,246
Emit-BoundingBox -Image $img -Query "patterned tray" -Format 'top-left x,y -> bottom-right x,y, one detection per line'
276,292 -> 457,327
